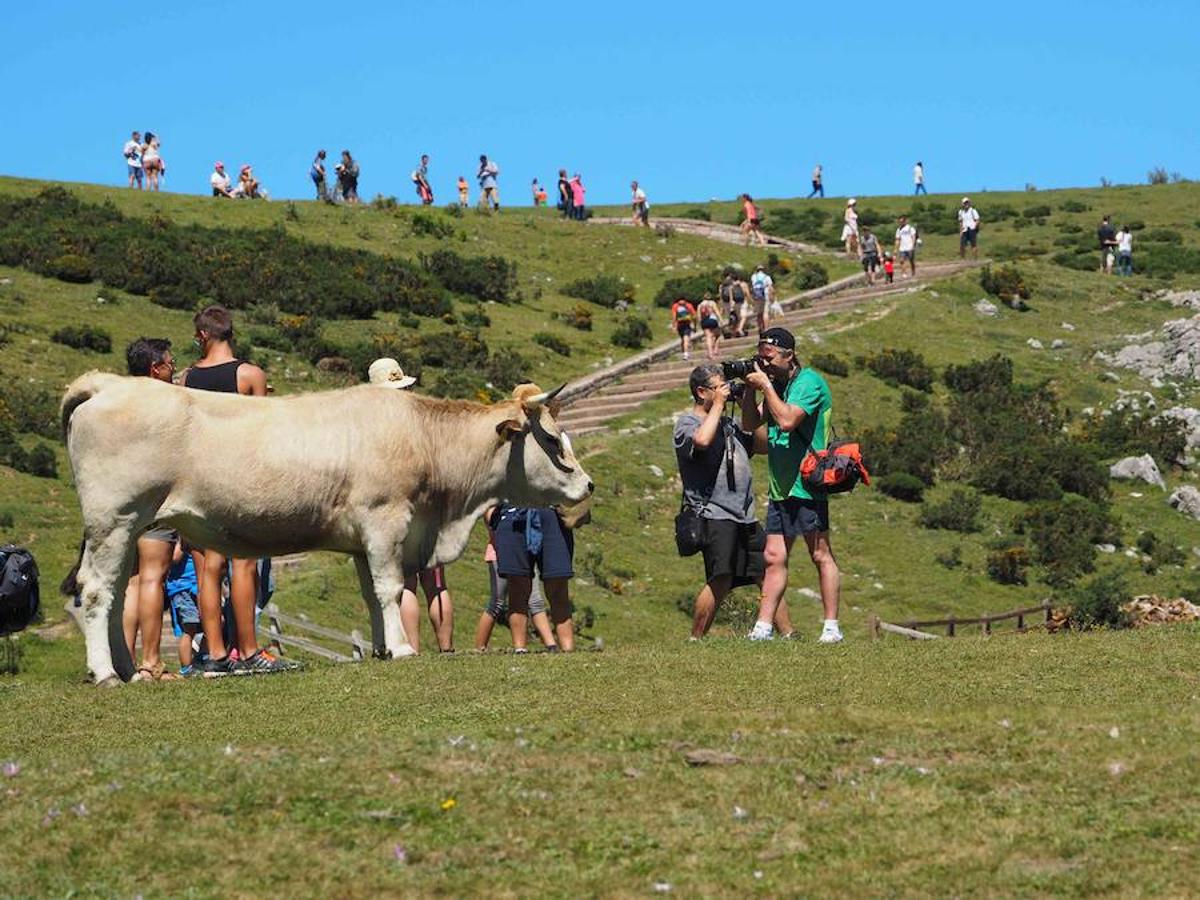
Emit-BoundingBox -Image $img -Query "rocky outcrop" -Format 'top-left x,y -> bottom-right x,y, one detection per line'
1109,455 -> 1166,489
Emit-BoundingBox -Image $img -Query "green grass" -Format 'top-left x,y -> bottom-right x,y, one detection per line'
4,178 -> 1200,894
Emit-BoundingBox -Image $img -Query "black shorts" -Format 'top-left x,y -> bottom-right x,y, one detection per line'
701,519 -> 765,588
676,322 -> 694,337
766,498 -> 830,539
960,228 -> 978,247
495,508 -> 574,580
862,253 -> 879,272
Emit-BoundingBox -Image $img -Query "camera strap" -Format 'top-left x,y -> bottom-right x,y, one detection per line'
723,419 -> 737,492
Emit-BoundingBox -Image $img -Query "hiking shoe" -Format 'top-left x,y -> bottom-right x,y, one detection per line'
818,624 -> 844,644
233,649 -> 302,675
200,655 -> 235,679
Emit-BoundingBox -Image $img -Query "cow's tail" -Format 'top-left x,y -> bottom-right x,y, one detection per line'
60,371 -> 121,440
60,537 -> 85,598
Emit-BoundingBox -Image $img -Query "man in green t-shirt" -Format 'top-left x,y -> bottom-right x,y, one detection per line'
741,327 -> 843,643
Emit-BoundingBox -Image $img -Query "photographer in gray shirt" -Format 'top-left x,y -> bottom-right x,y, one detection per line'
674,364 -> 793,638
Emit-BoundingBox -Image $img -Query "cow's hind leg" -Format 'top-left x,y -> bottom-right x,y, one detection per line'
353,553 -> 415,659
76,520 -> 139,685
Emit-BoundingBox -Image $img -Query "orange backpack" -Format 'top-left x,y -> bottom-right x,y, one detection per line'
800,439 -> 871,494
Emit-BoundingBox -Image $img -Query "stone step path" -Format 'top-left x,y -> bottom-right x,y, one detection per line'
558,261 -> 978,437
587,216 -> 828,255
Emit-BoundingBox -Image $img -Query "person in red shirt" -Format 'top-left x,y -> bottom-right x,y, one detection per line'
883,253 -> 895,284
740,193 -> 766,247
670,297 -> 698,360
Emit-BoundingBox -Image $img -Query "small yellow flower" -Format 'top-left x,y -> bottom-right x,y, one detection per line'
440,797 -> 457,812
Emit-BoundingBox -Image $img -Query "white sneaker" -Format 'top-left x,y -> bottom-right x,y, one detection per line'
818,625 -> 844,644
747,630 -> 774,641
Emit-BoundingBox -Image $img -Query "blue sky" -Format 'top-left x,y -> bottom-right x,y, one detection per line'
3,1 -> 1196,205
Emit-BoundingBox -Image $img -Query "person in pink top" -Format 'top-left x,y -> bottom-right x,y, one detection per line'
474,505 -> 557,650
569,174 -> 586,221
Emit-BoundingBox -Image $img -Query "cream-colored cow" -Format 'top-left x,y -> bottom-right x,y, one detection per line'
61,375 -> 592,684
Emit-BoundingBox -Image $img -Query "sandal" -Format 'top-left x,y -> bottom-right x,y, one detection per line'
131,665 -> 157,683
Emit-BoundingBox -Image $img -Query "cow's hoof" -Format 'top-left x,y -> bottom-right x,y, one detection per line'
390,645 -> 417,659
96,675 -> 123,689
372,647 -> 392,661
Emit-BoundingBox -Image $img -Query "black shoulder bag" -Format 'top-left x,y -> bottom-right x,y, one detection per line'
675,420 -> 739,557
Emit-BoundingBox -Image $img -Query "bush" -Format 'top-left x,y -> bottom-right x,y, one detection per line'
766,207 -> 828,241
47,253 -> 93,283
563,273 -> 634,308
533,332 -> 571,356
51,324 -> 111,353
1059,200 -> 1091,213
681,207 -> 711,222
560,303 -> 593,331
944,354 -> 1012,394
1017,495 -> 1116,587
24,443 -> 57,479
861,405 -> 950,486
858,348 -> 934,392
809,352 -> 848,377
979,264 -> 1030,300
1135,531 -> 1187,573
1132,243 -> 1200,279
1078,408 -> 1188,468
371,195 -> 399,210
985,203 -> 1019,222
421,249 -> 517,303
0,424 -> 56,478
877,472 -> 925,502
653,271 -> 721,308
987,545 -> 1029,585
484,351 -> 531,396
0,377 -> 58,437
0,511 -> 12,529
1066,571 -> 1130,629
1147,167 -> 1169,186
461,305 -> 491,329
1143,228 -> 1183,244
793,259 -> 828,290
410,211 -> 456,239
919,488 -> 982,532
611,316 -> 653,349
935,546 -> 963,569
1022,205 -> 1052,219
417,329 -> 489,369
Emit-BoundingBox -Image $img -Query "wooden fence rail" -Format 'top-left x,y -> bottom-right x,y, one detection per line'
869,602 -> 1054,641
258,602 -> 370,662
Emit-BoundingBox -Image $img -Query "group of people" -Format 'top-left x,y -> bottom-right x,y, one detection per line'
675,327 -> 843,644
210,161 -> 267,200
310,149 -> 361,204
122,131 -> 166,191
841,200 -> 922,282
670,266 -> 780,361
1098,215 -> 1135,275
806,160 -> 927,199
117,310 -> 587,679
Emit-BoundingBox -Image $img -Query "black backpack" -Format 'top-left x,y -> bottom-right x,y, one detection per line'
0,545 -> 40,636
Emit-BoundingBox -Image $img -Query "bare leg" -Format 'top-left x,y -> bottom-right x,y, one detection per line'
399,574 -> 422,654
773,597 -> 795,635
229,557 -> 260,657
122,579 -> 139,657
135,537 -> 172,670
757,534 -> 794,627
691,575 -> 732,638
804,531 -> 841,621
530,610 -> 557,647
197,549 -> 229,660
421,568 -> 454,652
507,575 -> 533,650
543,577 -> 574,651
474,611 -> 497,650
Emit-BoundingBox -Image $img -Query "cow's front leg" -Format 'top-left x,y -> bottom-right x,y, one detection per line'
354,553 -> 415,659
76,521 -> 138,685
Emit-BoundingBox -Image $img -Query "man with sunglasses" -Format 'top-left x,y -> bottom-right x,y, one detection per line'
741,328 -> 843,643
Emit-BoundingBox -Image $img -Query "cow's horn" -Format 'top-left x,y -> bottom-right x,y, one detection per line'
526,383 -> 566,407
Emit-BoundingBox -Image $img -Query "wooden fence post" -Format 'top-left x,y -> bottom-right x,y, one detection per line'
267,602 -> 284,656
350,629 -> 365,662
868,614 -> 881,641
982,615 -> 991,637
946,615 -> 956,638
1043,601 -> 1052,625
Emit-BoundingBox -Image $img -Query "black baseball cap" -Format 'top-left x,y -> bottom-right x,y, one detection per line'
758,327 -> 795,351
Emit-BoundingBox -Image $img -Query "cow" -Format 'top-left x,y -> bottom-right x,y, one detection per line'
60,375 -> 593,685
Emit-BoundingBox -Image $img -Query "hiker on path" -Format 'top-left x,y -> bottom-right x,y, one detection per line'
557,169 -> 572,217
532,178 -> 547,206
412,154 -> 433,205
570,173 -> 586,220
339,150 -> 360,204
311,150 -> 328,201
141,132 -> 164,191
674,364 -> 790,639
741,327 -> 843,644
913,161 -> 927,195
808,164 -> 824,199
124,131 -> 143,189
842,198 -> 859,256
1098,215 -> 1118,274
859,226 -> 882,285
1116,225 -> 1134,276
957,197 -> 980,259
631,180 -> 649,226
670,296 -> 697,360
697,294 -> 723,360
457,175 -> 469,207
477,154 -> 500,211
750,264 -> 775,333
895,215 -> 918,278
741,194 -> 766,247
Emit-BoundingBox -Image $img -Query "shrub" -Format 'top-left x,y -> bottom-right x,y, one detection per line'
411,212 -> 455,239
809,352 -> 848,377
987,545 -> 1029,585
47,253 -> 93,283
611,316 -> 653,349
793,259 -> 828,290
944,354 -> 1012,394
1022,205 -> 1052,219
1066,571 -> 1130,629
0,511 -> 12,529
919,489 -> 982,532
371,195 -> 399,210
1135,531 -> 1187,573
1143,228 -> 1183,244
0,424 -> 56,478
443,203 -> 464,218
421,249 -> 518,303
985,203 -> 1019,222
1078,408 -> 1189,468
935,546 -> 963,569
561,303 -> 593,331
861,405 -> 950,486
653,271 -> 721,308
767,207 -> 829,241
563,273 -> 634,308
1147,167 -> 1169,185
681,207 -> 711,222
533,332 -> 571,356
980,264 -> 1030,300
1133,243 -> 1200,279
417,329 -> 489,369
858,348 -> 934,392
877,472 -> 925,502
24,443 -> 57,479
1059,200 -> 1091,213
1017,495 -> 1116,587
149,284 -> 198,311
461,305 -> 491,329
0,377 -> 58,437
51,324 -> 111,353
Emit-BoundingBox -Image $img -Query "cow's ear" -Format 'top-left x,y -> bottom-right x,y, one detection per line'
496,418 -> 524,441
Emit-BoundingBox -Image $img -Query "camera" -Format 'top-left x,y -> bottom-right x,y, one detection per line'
722,358 -> 758,380
728,381 -> 746,402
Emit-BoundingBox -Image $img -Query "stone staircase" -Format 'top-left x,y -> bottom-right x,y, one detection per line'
587,215 -> 826,255
557,261 -> 978,437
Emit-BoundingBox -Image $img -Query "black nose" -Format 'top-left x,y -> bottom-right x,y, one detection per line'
587,481 -> 595,494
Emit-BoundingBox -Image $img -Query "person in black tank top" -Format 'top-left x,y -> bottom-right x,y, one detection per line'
185,306 -> 295,676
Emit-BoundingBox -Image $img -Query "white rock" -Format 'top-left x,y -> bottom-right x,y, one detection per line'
1124,549 -> 1138,558
1095,543 -> 1117,554
795,587 -> 821,602
1061,322 -> 1076,331
1109,455 -> 1166,490
1051,339 -> 1066,350
1027,338 -> 1044,350
648,464 -> 664,478
1168,485 -> 1200,520
973,298 -> 999,317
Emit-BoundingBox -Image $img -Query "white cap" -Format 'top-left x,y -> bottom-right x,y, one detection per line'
847,197 -> 857,206
962,197 -> 971,204
367,358 -> 416,389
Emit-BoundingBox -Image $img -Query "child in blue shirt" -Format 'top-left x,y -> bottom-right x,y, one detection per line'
165,543 -> 200,676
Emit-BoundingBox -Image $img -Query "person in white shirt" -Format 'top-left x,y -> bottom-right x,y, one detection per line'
210,161 -> 234,198
807,164 -> 824,198
750,265 -> 775,332
957,197 -> 981,259
841,198 -> 859,256
913,161 -> 926,195
894,215 -> 919,278
1116,225 -> 1134,276
630,180 -> 649,227
123,131 -> 143,189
